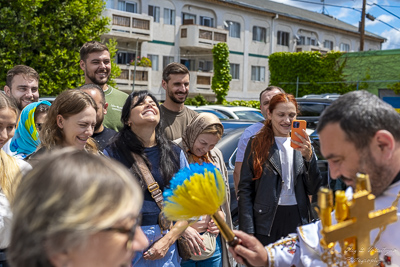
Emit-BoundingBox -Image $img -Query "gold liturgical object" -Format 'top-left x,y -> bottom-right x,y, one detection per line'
317,173 -> 398,266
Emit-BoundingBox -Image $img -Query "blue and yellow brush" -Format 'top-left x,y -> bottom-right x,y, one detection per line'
164,163 -> 253,267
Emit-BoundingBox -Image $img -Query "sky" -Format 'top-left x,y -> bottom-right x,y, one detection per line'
270,0 -> 400,50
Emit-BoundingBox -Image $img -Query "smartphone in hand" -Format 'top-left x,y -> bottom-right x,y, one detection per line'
290,120 -> 307,149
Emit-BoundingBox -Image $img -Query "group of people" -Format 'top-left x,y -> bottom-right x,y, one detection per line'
0,39 -> 399,267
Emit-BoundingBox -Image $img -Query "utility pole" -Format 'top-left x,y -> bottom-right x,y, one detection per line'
360,0 -> 367,51
321,0 -> 327,15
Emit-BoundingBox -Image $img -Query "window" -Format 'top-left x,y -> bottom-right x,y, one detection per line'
199,60 -> 213,72
324,40 -> 333,50
251,66 -> 265,82
297,36 -> 305,45
224,21 -> 240,38
230,63 -> 240,79
182,13 -> 196,24
118,1 -> 137,13
181,59 -> 195,71
252,26 -> 266,42
148,54 -> 159,71
148,5 -> 160,23
163,56 -> 174,69
200,16 -> 214,27
277,31 -> 289,46
164,8 -> 175,25
306,37 -> 316,46
116,51 -> 135,64
340,43 -> 350,52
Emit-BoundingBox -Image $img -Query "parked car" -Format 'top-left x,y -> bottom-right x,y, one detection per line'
39,96 -> 56,103
300,93 -> 340,100
201,105 -> 264,121
296,98 -> 335,129
186,105 -> 229,120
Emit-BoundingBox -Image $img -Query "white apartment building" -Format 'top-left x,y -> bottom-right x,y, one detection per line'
102,0 -> 385,101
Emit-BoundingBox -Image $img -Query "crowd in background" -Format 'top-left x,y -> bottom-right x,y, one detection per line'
0,40 -> 323,267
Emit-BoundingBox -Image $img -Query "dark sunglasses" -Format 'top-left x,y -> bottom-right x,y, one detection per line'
102,214 -> 142,250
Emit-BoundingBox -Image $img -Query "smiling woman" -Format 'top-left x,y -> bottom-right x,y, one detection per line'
27,90 -> 98,163
104,90 -> 191,267
8,148 -> 148,267
175,113 -> 234,267
238,93 -> 322,246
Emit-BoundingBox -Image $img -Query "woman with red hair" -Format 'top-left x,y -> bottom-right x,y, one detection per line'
238,93 -> 321,245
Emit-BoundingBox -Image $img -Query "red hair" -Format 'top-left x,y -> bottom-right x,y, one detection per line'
251,93 -> 298,180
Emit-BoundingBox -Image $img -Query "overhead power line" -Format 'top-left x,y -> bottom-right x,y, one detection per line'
368,3 -> 400,21
286,0 -> 361,11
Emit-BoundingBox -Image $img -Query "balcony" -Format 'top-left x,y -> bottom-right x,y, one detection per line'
189,72 -> 215,99
103,9 -> 153,42
296,45 -> 329,54
115,65 -> 150,91
180,25 -> 228,50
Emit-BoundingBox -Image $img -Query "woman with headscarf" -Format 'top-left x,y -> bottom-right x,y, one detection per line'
176,112 -> 233,267
7,101 -> 51,159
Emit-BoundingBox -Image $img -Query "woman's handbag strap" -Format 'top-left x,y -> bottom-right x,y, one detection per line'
132,153 -> 164,210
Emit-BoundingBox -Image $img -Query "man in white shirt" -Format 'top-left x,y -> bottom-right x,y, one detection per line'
230,90 -> 400,266
233,86 -> 284,194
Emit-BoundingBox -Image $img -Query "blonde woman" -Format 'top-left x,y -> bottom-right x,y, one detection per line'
8,148 -> 148,267
0,93 -> 31,266
176,113 -> 233,267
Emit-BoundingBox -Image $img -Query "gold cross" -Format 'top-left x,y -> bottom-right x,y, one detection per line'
320,174 -> 398,266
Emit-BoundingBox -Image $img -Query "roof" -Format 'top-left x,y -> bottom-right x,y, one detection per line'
218,0 -> 384,41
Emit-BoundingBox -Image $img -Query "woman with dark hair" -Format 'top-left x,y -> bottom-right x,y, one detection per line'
238,93 -> 321,246
104,90 -> 197,266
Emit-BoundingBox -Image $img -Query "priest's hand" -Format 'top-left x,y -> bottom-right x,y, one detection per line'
229,230 -> 269,267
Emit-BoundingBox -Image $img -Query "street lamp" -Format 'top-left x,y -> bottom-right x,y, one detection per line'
132,38 -> 139,93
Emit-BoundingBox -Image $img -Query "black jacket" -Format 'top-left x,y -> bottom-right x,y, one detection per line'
238,139 -> 322,236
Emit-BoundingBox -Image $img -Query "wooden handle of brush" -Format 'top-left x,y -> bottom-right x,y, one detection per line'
211,213 -> 255,267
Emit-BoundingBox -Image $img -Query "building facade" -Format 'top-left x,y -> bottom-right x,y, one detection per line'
102,0 -> 385,101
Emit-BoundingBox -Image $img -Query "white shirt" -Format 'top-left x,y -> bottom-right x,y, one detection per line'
275,137 -> 297,205
236,122 -> 264,163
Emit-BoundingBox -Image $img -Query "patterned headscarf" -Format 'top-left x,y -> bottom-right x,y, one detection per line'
10,101 -> 51,158
181,113 -> 223,164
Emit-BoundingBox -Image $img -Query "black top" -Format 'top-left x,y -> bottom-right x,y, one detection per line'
104,144 -> 182,226
92,127 -> 117,151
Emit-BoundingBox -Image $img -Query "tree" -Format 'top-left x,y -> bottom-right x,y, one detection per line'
0,0 -> 120,96
211,42 -> 232,104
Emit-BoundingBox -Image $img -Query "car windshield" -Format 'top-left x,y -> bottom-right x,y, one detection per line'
298,103 -> 327,116
196,109 -> 229,119
233,111 -> 264,121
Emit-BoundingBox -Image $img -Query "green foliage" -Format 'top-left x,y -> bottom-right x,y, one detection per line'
388,82 -> 400,94
226,100 -> 260,108
134,57 -> 152,67
185,94 -> 208,106
269,51 -> 352,96
0,0 -> 119,96
212,43 -> 232,104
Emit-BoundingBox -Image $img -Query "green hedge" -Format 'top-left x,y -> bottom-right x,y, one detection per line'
269,51 -> 354,96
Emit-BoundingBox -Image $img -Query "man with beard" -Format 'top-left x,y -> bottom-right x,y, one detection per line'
78,84 -> 116,151
229,90 -> 400,266
160,62 -> 197,141
4,65 -> 39,111
79,41 -> 128,131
